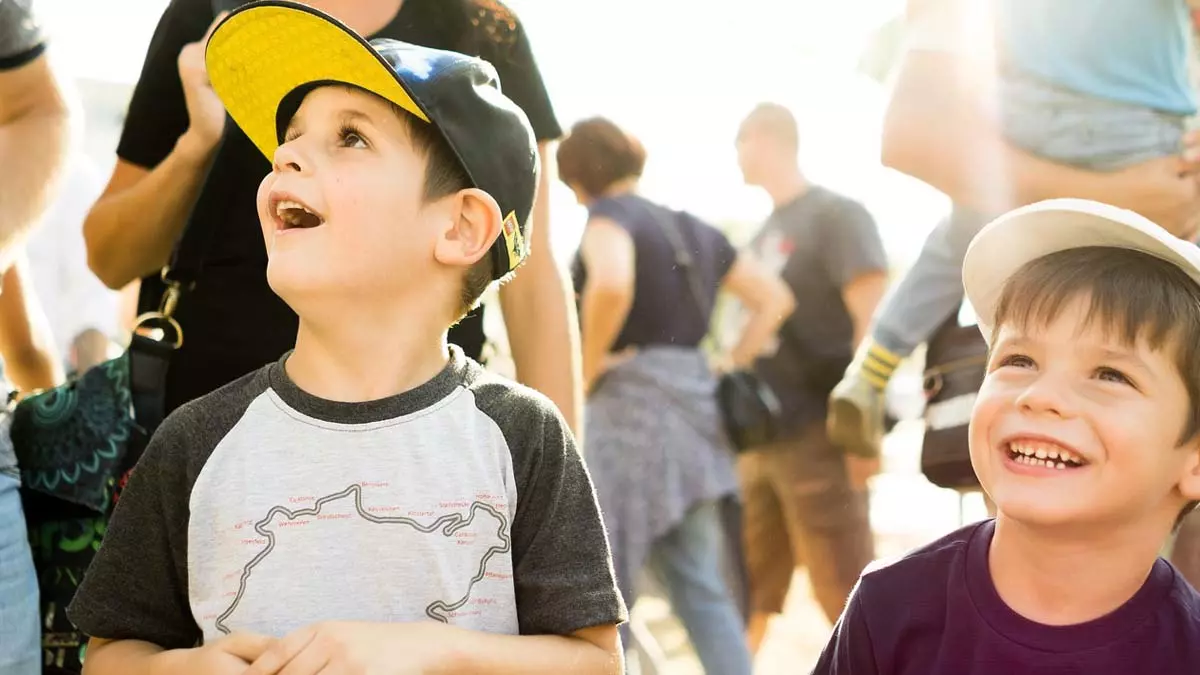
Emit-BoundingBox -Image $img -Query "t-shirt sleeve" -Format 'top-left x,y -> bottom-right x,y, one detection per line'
820,197 -> 888,288
473,380 -> 627,635
115,0 -> 214,169
712,226 -> 738,281
469,3 -> 562,142
0,0 -> 45,69
811,584 -> 880,674
66,414 -> 200,648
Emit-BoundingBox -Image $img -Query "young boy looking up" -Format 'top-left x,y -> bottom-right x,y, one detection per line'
67,3 -> 626,674
813,198 -> 1200,674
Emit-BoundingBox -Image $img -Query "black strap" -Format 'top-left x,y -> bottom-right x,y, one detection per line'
652,209 -> 714,323
161,131 -> 230,289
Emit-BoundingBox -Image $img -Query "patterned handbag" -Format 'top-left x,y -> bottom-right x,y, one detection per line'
15,305 -> 179,674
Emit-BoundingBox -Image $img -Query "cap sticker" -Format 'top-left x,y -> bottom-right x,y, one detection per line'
501,211 -> 525,270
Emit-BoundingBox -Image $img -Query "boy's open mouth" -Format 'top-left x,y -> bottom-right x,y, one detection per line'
1005,440 -> 1087,470
275,199 -> 325,230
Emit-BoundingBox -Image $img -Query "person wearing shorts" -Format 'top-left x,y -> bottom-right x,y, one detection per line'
733,103 -> 889,651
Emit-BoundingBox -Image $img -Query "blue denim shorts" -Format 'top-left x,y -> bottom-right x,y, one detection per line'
0,471 -> 40,675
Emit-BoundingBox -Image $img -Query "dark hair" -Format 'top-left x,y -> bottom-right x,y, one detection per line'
738,102 -> 799,154
992,246 -> 1200,526
556,117 -> 647,200
386,101 -> 495,318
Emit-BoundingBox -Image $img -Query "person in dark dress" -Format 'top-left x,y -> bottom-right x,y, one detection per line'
81,0 -> 582,430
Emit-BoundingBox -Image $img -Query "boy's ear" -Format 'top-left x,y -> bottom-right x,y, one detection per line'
1176,435 -> 1200,502
433,188 -> 503,268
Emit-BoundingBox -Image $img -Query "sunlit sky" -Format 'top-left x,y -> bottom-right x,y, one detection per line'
34,0 -> 949,264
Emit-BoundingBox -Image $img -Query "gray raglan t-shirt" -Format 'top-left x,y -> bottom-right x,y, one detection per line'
67,346 -> 627,647
0,0 -> 44,69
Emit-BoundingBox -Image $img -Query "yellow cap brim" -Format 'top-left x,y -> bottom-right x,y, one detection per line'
205,2 -> 429,163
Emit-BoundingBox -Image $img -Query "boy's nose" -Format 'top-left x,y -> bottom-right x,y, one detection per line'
272,141 -> 307,174
1014,374 -> 1073,419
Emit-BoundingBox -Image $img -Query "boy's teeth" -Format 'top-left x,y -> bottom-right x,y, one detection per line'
1009,441 -> 1085,466
276,199 -> 311,216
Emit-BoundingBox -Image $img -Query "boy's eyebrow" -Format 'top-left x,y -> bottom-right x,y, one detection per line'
335,109 -> 377,126
1094,346 -> 1153,373
285,108 -> 378,135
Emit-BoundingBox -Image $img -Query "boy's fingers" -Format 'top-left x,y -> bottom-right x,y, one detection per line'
244,626 -> 319,675
218,632 -> 277,662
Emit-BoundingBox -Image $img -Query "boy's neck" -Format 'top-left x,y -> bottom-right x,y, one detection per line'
287,311 -> 451,403
988,514 -> 1168,626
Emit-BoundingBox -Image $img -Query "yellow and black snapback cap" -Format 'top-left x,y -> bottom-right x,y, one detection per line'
205,0 -> 538,278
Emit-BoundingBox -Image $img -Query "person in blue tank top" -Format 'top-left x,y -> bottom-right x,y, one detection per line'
829,0 -> 1200,465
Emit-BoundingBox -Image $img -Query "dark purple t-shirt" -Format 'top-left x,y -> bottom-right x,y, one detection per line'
814,520 -> 1200,674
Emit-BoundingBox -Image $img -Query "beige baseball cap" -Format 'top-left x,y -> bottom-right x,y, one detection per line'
963,198 -> 1200,343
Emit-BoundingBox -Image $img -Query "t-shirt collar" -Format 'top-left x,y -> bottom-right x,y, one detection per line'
964,518 -> 1176,653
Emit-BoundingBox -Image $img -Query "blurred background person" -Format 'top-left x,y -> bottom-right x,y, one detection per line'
0,0 -> 73,672
558,116 -> 793,674
830,0 -> 1200,459
732,103 -> 887,649
24,153 -> 121,374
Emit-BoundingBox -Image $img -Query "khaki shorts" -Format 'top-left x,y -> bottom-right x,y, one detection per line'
738,423 -> 874,622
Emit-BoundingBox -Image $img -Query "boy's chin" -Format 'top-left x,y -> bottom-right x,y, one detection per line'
986,486 -> 1091,528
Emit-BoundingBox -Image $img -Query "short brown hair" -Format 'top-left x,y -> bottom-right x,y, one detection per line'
738,102 -> 799,153
556,117 -> 646,200
992,246 -> 1200,526
387,98 -> 494,318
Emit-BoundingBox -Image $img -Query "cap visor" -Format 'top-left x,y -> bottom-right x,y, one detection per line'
963,198 -> 1200,341
205,0 -> 429,161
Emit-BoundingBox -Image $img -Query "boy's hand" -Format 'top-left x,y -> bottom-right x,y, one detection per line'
180,633 -> 276,674
245,621 -> 452,675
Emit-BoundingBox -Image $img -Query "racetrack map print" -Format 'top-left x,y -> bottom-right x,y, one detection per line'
212,482 -> 512,635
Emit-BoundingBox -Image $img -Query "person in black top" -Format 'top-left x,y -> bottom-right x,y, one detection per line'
81,0 -> 581,430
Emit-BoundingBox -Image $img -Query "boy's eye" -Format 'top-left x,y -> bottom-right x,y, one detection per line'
1095,366 -> 1135,387
997,353 -> 1035,370
339,125 -> 368,149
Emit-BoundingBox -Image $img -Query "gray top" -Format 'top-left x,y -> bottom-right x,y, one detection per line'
0,0 -> 44,69
68,346 -> 626,647
751,186 -> 887,437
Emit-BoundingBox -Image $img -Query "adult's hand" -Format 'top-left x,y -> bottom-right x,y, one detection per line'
176,12 -> 229,156
1108,149 -> 1200,238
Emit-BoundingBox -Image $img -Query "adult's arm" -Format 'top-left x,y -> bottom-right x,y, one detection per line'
719,253 -> 795,369
0,51 -> 72,272
478,9 -> 581,434
499,144 -> 583,435
83,1 -> 227,289
0,254 -> 63,392
576,217 -> 635,395
883,0 -> 1200,234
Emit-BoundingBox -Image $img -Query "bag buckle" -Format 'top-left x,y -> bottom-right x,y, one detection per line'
130,268 -> 189,350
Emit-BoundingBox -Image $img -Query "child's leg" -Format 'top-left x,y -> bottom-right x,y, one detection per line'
646,499 -> 754,675
829,207 -> 988,453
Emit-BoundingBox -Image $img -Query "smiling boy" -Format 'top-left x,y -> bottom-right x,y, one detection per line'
64,2 -> 625,674
813,198 -> 1200,674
